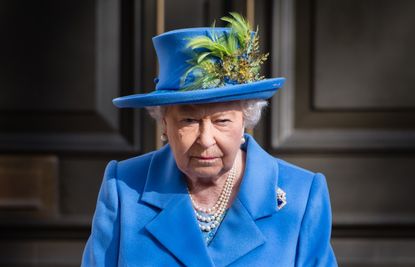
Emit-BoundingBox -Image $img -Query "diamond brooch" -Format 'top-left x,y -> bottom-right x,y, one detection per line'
276,188 -> 287,210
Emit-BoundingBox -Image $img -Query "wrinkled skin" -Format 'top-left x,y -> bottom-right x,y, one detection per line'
163,101 -> 245,203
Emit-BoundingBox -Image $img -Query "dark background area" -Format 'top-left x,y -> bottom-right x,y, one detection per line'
1,0 -> 415,266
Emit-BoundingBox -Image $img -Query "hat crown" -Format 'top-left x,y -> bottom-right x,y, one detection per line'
152,28 -> 230,91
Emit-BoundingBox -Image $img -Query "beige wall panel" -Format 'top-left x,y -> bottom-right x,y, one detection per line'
279,154 -> 415,224
333,238 -> 415,267
313,0 -> 415,110
0,240 -> 84,267
0,155 -> 58,219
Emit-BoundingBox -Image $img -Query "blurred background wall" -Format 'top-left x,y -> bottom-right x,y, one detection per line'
0,0 -> 414,266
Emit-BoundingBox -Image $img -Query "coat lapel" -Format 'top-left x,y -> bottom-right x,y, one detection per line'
237,134 -> 279,220
208,198 -> 266,266
208,135 -> 280,266
141,135 -> 280,266
141,145 -> 214,267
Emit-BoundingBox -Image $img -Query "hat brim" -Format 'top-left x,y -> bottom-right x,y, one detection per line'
112,77 -> 285,108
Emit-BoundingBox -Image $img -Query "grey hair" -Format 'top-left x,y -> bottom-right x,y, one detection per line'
240,99 -> 268,129
146,99 -> 268,129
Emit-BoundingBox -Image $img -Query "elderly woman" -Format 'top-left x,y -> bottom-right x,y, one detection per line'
82,13 -> 337,267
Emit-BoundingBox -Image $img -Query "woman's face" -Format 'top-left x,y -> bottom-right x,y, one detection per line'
163,101 -> 244,181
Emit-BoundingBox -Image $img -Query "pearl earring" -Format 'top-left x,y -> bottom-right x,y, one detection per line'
160,133 -> 168,142
241,136 -> 246,144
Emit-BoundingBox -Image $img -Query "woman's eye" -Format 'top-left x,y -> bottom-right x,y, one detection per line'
216,119 -> 231,125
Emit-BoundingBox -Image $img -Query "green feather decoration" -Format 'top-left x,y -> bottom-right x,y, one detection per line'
181,12 -> 269,91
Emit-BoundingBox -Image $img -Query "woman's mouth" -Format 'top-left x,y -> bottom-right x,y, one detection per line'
192,156 -> 220,164
197,156 -> 217,160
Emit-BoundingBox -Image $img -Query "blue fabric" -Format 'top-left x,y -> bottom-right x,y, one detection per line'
82,135 -> 337,266
111,28 -> 286,108
198,210 -> 227,245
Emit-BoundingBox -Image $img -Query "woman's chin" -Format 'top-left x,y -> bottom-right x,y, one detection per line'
187,166 -> 223,180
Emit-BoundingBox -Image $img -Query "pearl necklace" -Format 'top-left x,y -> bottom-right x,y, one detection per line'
188,165 -> 236,232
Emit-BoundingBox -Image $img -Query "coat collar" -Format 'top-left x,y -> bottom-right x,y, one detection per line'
207,134 -> 279,266
141,145 -> 185,209
237,134 -> 279,220
141,145 -> 214,266
141,134 -> 279,266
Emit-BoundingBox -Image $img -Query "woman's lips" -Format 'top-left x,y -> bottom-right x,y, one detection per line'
191,156 -> 220,163
196,156 -> 217,160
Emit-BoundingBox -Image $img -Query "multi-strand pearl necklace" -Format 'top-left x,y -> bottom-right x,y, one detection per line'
188,165 -> 236,232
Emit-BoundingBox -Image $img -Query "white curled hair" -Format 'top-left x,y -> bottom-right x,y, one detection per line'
146,99 -> 268,129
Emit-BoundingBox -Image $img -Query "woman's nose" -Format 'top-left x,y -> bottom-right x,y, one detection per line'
197,121 -> 216,148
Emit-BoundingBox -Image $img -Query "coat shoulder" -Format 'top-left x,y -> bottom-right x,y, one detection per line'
276,158 -> 315,183
274,158 -> 326,220
114,151 -> 156,186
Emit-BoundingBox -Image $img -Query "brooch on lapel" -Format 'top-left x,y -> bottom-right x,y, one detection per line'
276,188 -> 287,210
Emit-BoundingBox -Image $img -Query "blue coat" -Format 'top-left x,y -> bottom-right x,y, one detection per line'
82,135 -> 337,266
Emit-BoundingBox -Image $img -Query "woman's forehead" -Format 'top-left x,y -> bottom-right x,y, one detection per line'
168,101 -> 242,115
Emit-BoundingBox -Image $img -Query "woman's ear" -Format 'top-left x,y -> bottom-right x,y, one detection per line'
160,106 -> 169,133
162,117 -> 168,134
160,118 -> 168,142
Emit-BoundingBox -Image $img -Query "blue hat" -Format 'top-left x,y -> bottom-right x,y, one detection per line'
113,15 -> 285,108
